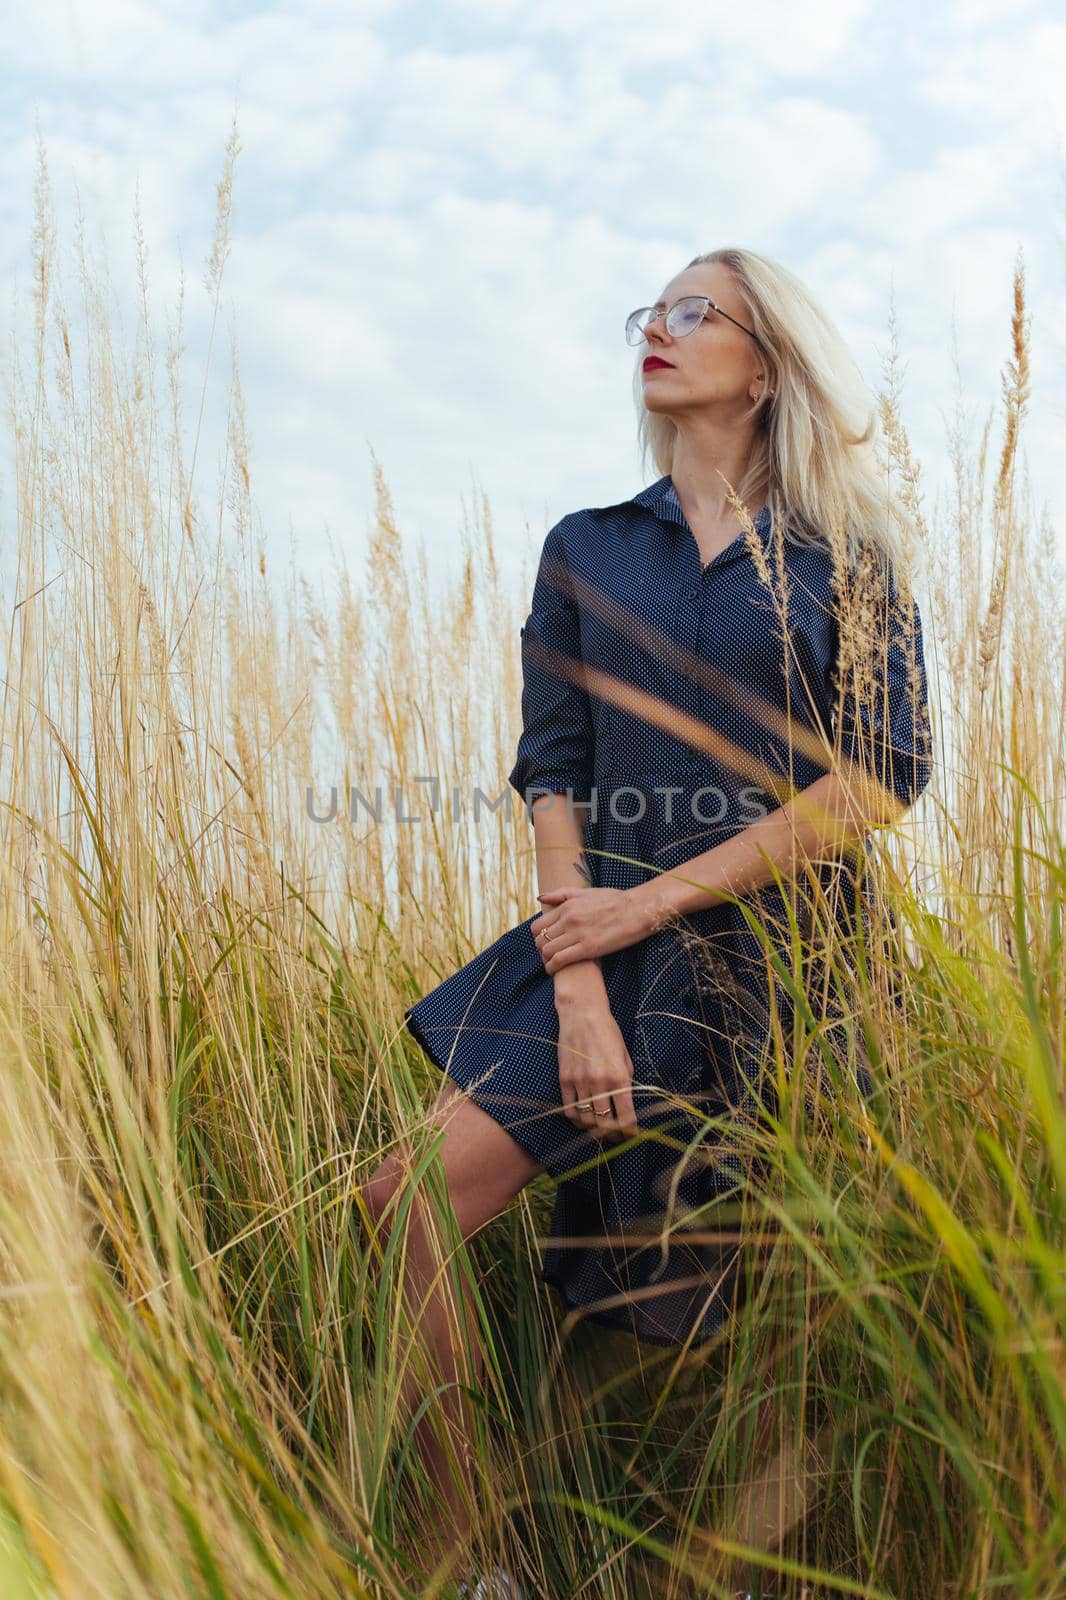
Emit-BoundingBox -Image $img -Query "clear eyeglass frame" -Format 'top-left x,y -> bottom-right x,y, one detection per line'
625,295 -> 761,347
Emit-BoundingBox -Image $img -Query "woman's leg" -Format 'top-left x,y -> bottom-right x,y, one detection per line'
359,1078 -> 547,1580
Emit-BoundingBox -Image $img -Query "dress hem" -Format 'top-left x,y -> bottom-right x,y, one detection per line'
402,1003 -> 556,1177
540,1270 -> 724,1348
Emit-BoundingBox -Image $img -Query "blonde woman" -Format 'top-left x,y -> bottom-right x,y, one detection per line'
366,247 -> 934,1594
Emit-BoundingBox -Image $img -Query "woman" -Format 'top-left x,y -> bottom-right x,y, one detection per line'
364,246 -> 934,1591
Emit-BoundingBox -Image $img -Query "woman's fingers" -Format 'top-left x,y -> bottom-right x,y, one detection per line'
543,934 -> 586,973
531,907 -> 563,941
584,1062 -> 638,1142
608,1077 -> 639,1139
557,1059 -> 606,1130
559,1069 -> 615,1135
535,915 -> 589,973
563,1079 -> 637,1143
533,919 -> 565,962
556,1008 -> 638,1144
568,1085 -> 616,1136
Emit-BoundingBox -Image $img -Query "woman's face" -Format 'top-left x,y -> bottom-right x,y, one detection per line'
637,262 -> 765,419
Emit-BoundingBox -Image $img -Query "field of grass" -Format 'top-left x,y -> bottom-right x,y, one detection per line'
1,138 -> 1063,1599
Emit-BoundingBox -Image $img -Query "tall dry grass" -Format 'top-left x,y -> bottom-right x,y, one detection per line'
0,129 -> 1064,1599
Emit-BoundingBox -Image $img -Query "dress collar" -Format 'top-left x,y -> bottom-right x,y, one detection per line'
629,473 -> 774,544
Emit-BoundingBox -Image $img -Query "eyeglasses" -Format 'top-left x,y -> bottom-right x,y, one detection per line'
625,295 -> 762,348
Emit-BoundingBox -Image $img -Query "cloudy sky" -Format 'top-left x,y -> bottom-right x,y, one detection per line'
4,0 -> 1066,596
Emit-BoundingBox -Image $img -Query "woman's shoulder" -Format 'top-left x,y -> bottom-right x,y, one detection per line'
539,486 -> 649,566
551,493 -> 639,529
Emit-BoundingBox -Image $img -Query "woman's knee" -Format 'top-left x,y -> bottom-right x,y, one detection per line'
356,1125 -> 472,1249
357,1151 -> 409,1244
359,1091 -> 545,1248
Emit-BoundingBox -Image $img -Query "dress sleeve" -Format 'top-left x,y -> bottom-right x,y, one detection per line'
829,554 -> 934,813
506,519 -> 595,812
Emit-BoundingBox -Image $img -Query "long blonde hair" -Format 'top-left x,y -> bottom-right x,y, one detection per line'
633,246 -> 915,580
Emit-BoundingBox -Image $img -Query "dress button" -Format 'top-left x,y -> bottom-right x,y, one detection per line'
688,588 -> 699,602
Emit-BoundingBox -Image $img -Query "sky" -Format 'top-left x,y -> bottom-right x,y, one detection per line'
4,0 -> 1066,600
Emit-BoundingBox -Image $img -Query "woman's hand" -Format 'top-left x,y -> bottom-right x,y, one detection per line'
555,993 -> 638,1143
531,885 -> 661,974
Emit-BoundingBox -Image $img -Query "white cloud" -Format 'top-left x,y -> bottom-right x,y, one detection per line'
917,20 -> 1066,133
946,0 -> 1043,24
450,0 -> 877,76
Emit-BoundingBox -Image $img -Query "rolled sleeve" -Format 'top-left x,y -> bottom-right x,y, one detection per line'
506,521 -> 595,812
830,558 -> 934,814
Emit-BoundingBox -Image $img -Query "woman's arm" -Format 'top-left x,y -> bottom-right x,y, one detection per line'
627,769 -> 872,927
531,792 -> 609,1009
533,769 -> 876,972
533,790 -> 639,1144
508,518 -> 610,1007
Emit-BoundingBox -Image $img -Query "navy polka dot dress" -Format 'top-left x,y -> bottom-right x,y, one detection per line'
403,473 -> 933,1347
